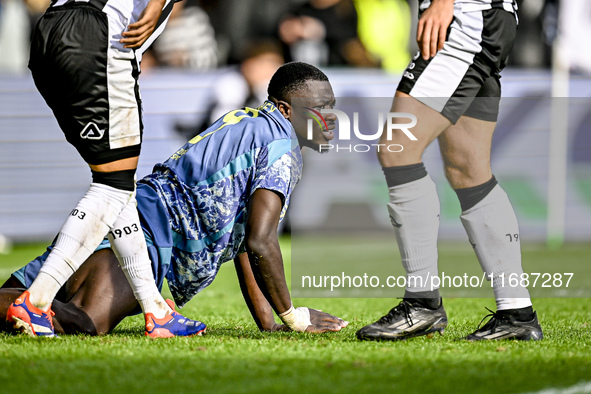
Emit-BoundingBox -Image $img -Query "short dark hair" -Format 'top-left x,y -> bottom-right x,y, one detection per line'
267,62 -> 329,102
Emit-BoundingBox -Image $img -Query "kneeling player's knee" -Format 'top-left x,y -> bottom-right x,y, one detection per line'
75,320 -> 100,336
91,169 -> 136,192
54,303 -> 99,335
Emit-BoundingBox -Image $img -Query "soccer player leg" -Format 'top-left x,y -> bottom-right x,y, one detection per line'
7,178 -> 137,337
66,248 -> 144,335
0,285 -> 28,334
356,95 -> 450,341
379,94 -> 450,303
459,185 -> 541,340
386,165 -> 441,303
106,191 -> 206,337
440,115 -> 542,340
2,246 -> 139,335
45,248 -> 137,336
108,194 -> 171,319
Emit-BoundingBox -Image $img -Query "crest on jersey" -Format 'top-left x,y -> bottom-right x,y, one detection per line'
80,122 -> 105,140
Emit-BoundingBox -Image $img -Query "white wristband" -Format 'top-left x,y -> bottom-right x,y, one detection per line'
279,304 -> 311,332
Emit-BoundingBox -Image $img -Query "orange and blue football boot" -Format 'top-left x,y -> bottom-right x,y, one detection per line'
6,291 -> 56,337
145,299 -> 206,338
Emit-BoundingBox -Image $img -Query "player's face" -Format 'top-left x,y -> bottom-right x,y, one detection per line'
290,81 -> 336,152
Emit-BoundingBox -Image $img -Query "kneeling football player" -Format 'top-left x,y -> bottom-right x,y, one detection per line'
1,62 -> 346,336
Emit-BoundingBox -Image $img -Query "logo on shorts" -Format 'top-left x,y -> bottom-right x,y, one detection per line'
390,215 -> 402,228
80,122 -> 105,140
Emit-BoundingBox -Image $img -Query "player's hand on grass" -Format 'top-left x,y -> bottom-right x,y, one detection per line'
305,308 -> 348,333
417,0 -> 454,60
120,0 -> 166,49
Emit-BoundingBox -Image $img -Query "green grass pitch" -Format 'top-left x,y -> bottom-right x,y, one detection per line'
0,239 -> 589,393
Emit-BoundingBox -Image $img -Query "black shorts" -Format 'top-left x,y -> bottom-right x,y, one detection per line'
29,4 -> 143,165
397,7 -> 517,124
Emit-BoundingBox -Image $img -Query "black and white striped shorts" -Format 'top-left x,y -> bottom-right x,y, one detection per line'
397,6 -> 517,124
29,4 -> 143,165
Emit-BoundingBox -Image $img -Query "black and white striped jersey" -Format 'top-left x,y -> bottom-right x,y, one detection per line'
48,0 -> 179,56
419,0 -> 517,13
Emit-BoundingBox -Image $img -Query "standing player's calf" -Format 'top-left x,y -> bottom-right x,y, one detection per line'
356,0 -> 542,341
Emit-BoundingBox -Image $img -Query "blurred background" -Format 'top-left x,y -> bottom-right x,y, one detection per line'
1,0 -> 590,252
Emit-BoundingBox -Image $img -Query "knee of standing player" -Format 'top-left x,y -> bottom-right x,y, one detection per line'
444,161 -> 489,189
91,169 -> 136,192
376,132 -> 425,167
376,142 -> 406,167
443,163 -> 470,188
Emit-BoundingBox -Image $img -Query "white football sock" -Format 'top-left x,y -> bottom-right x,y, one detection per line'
387,175 -> 440,292
29,183 -> 134,311
460,184 -> 532,311
108,197 -> 171,319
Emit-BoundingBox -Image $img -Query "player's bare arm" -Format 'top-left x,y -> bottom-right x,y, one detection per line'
245,188 -> 347,333
234,253 -> 288,332
417,0 -> 454,60
245,189 -> 291,313
120,0 -> 167,48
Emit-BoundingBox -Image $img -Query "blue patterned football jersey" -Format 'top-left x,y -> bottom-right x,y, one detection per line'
13,101 -> 303,308
136,101 -> 302,306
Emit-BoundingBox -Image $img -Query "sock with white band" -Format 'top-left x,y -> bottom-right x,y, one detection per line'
384,164 -> 440,294
457,180 -> 532,311
108,197 -> 171,319
29,183 -> 134,311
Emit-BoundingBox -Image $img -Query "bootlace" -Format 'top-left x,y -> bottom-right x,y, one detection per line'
379,300 -> 414,326
476,307 -> 505,332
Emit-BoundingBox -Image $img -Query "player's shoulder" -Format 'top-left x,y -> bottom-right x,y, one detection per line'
246,100 -> 290,133
227,102 -> 299,169
258,101 -> 294,140
166,100 -> 295,171
221,101 -> 292,143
